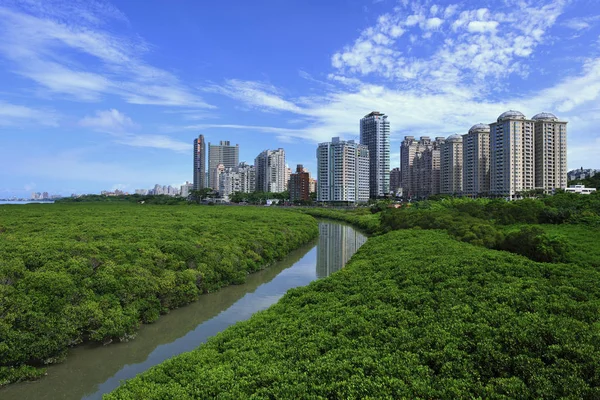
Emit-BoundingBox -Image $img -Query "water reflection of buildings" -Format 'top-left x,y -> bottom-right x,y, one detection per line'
316,222 -> 368,278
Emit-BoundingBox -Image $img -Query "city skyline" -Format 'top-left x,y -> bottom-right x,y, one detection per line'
1,0 -> 600,197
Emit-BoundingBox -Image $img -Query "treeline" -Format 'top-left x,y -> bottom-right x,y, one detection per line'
0,204 -> 318,386
57,194 -> 187,205
106,229 -> 600,399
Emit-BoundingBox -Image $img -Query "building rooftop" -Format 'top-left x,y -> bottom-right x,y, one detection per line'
498,110 -> 526,121
469,123 -> 490,134
532,112 -> 559,121
363,111 -> 386,118
446,134 -> 463,142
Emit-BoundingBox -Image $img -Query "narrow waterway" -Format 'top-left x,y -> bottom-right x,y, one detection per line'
1,221 -> 367,400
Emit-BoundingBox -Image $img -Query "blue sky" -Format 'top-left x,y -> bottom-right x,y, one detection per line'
1,0 -> 599,197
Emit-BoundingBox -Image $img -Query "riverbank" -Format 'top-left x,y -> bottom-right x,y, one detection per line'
2,221 -> 368,400
106,227 -> 600,399
0,204 -> 318,386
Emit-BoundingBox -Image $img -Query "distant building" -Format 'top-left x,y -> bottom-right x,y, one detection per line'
193,135 -> 206,191
565,185 -> 596,194
360,111 -> 390,198
255,149 -> 286,193
208,141 -> 239,189
135,189 -> 148,195
309,178 -> 317,194
462,124 -> 490,197
390,167 -> 401,195
180,181 -> 193,198
285,165 -> 292,191
289,164 -> 310,202
317,137 -> 369,203
440,134 -> 463,194
568,168 -> 597,181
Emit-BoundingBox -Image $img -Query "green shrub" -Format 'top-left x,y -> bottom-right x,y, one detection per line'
499,226 -> 571,263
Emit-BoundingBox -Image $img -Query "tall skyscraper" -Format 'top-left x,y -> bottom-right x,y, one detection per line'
532,113 -> 567,194
254,149 -> 286,193
360,111 -> 390,198
208,141 -> 239,189
317,137 -> 369,203
193,135 -> 206,191
462,124 -> 490,197
490,110 -> 534,199
289,164 -> 310,202
440,135 -> 463,194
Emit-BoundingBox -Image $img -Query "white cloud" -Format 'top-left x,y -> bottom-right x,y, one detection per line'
79,109 -> 190,153
467,20 -> 498,33
562,15 -> 600,31
206,80 -> 304,114
115,134 -> 190,153
0,2 -> 213,108
330,0 -> 568,90
79,109 -> 136,132
424,17 -> 443,30
0,101 -> 58,126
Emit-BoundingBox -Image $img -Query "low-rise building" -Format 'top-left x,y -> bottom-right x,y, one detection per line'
565,185 -> 597,195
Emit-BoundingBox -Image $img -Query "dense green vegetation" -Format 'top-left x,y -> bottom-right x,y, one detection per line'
0,204 -> 318,386
106,228 -> 600,399
379,192 -> 600,263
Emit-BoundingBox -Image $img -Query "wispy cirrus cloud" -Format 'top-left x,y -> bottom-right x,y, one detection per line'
0,101 -> 58,126
79,109 -> 136,132
206,80 -> 303,113
562,15 -> 600,31
0,1 -> 213,108
79,109 -> 190,153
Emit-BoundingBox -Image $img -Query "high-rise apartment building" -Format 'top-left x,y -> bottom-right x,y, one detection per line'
360,111 -> 390,197
401,136 -> 445,199
289,164 -> 310,202
193,135 -> 206,191
317,137 -> 369,203
440,135 -> 463,194
532,113 -> 567,194
208,141 -> 239,189
490,110 -> 535,199
216,162 -> 256,200
462,124 -> 490,197
255,148 -> 286,193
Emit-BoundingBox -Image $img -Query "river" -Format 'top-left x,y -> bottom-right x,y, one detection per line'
1,221 -> 367,400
